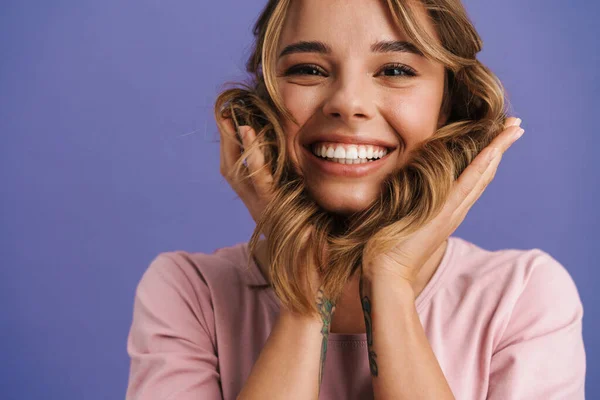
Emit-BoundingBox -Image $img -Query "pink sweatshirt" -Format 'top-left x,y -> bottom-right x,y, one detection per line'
126,236 -> 586,399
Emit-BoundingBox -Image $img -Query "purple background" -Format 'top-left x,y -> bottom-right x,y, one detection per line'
1,0 -> 597,398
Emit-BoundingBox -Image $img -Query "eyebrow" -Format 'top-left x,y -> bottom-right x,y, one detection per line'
278,40 -> 424,58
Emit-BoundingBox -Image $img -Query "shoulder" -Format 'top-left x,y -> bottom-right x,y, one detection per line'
127,247 -> 257,398
137,242 -> 259,296
448,237 -> 584,347
132,242 -> 265,327
448,239 -> 588,398
450,236 -> 580,303
130,242 -> 260,340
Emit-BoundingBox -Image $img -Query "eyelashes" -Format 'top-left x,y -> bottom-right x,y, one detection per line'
285,64 -> 326,77
379,63 -> 418,78
283,63 -> 418,78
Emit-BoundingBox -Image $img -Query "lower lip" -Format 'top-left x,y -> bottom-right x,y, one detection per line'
302,145 -> 394,178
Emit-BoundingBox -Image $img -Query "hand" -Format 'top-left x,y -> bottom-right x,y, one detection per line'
362,117 -> 525,284
217,116 -> 326,304
218,117 -> 275,231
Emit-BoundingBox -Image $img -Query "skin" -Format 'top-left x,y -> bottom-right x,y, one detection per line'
276,0 -> 448,214
218,0 -> 525,398
229,119 -> 524,400
271,0 -> 450,333
269,0 -> 451,334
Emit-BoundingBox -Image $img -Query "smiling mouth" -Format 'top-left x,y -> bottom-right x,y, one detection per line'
307,142 -> 395,164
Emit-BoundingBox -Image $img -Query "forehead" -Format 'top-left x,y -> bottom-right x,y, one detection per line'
278,0 -> 437,53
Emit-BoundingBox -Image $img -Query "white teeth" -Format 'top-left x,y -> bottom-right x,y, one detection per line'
358,146 -> 367,159
333,147 -> 346,159
311,142 -> 389,163
346,146 -> 358,159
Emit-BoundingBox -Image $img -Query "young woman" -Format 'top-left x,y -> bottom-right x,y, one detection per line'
126,1 -> 586,399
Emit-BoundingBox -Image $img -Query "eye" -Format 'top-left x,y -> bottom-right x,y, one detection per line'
284,64 -> 328,77
378,63 -> 417,78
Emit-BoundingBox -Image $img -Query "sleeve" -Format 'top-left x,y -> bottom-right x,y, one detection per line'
487,251 -> 586,400
125,253 -> 223,400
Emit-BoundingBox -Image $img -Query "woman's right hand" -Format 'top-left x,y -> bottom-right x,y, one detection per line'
218,117 -> 275,232
217,116 -> 328,309
219,116 -> 335,398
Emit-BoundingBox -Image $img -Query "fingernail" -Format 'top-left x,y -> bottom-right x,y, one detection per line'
514,118 -> 522,127
513,128 -> 525,140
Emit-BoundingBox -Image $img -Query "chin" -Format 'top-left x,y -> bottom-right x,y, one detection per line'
307,185 -> 378,216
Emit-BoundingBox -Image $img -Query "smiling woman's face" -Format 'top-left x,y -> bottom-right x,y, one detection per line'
275,0 -> 448,215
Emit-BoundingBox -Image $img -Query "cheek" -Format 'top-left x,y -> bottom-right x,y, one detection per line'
381,83 -> 444,148
279,83 -> 322,162
279,83 -> 321,125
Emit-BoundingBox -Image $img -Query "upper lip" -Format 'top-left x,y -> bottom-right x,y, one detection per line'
303,132 -> 398,150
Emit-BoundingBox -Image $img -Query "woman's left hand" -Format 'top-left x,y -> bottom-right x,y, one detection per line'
362,117 -> 524,285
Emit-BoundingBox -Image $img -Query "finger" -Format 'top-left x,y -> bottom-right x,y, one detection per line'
457,122 -> 524,210
504,116 -> 522,128
490,123 -> 525,157
446,124 -> 525,215
217,116 -> 241,173
239,126 -> 275,197
217,116 -> 255,196
454,151 -> 503,222
442,149 -> 501,231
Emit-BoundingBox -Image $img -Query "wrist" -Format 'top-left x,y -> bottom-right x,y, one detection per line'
278,307 -> 323,330
362,258 -> 415,283
360,268 -> 416,302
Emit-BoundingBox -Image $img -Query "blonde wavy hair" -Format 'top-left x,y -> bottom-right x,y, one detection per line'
214,0 -> 509,316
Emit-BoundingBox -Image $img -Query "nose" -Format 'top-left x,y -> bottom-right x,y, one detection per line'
321,71 -> 376,124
